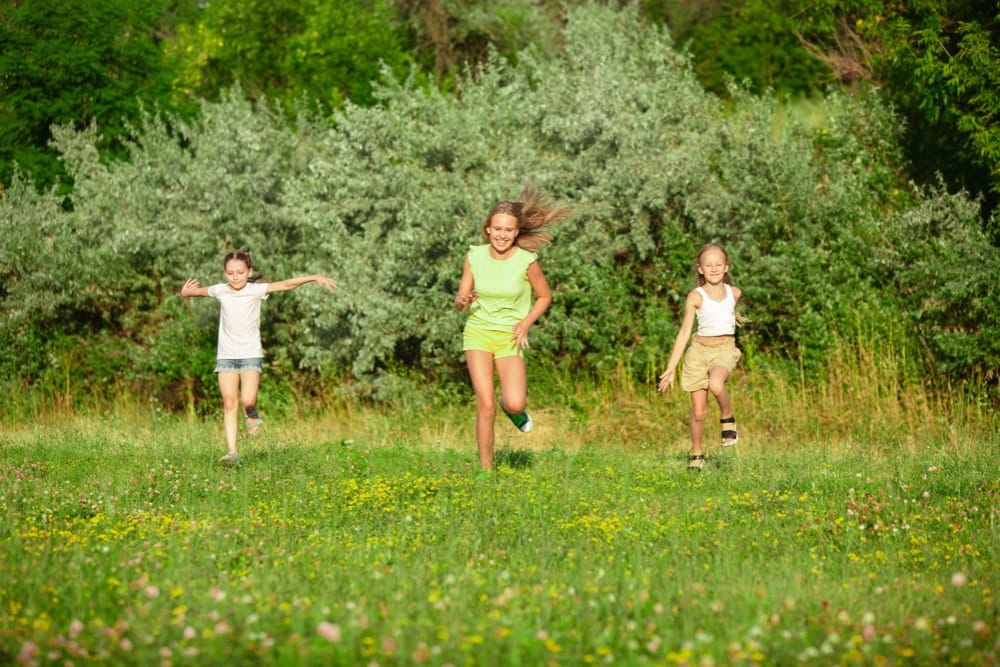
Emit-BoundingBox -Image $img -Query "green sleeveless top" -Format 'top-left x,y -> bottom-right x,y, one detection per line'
465,244 -> 537,331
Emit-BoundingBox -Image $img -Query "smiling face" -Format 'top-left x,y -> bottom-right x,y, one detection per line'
224,257 -> 252,290
484,212 -> 520,256
696,246 -> 730,286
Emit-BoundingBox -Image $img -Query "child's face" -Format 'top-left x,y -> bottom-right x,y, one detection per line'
224,258 -> 251,290
697,248 -> 729,284
485,213 -> 519,254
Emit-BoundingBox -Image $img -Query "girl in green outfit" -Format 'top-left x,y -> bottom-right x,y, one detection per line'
454,185 -> 570,478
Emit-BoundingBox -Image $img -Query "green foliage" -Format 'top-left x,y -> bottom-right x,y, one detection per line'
166,0 -> 414,112
395,0 -> 566,79
880,187 -> 1000,383
0,0 -> 197,191
798,0 -> 1000,226
1,3 -> 997,406
679,0 -> 831,96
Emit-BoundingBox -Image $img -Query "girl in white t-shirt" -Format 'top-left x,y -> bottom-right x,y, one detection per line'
657,244 -> 743,471
181,251 -> 336,466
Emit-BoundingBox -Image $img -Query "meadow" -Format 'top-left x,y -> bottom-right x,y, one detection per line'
1,365 -> 997,666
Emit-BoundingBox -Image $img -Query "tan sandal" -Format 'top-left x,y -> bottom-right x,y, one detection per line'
687,453 -> 706,471
245,416 -> 263,436
721,416 -> 738,447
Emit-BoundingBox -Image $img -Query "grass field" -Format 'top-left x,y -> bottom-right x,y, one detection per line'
1,371 -> 997,665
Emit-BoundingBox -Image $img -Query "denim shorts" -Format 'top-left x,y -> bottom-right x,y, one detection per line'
214,357 -> 264,373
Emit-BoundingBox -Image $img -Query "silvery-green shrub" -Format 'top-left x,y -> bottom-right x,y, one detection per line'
1,2 -> 995,404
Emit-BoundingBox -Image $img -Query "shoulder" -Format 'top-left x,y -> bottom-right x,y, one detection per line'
729,284 -> 742,301
467,244 -> 488,264
207,283 -> 227,297
686,288 -> 704,308
514,247 -> 538,266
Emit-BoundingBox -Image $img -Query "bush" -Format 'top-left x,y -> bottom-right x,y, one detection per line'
1,2 -> 995,408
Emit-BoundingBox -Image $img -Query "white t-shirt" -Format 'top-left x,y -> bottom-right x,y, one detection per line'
207,282 -> 269,359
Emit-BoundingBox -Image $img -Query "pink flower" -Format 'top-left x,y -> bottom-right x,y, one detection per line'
17,640 -> 39,665
317,622 -> 341,642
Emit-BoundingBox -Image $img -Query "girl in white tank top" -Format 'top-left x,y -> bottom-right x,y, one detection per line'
657,244 -> 742,470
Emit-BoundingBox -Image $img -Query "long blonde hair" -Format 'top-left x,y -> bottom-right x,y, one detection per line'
482,184 -> 571,252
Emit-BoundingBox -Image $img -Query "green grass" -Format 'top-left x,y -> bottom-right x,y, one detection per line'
1,383 -> 997,666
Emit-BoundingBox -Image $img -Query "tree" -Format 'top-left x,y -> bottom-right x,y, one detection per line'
800,0 -> 1000,233
165,0 -> 414,112
0,0 -> 197,191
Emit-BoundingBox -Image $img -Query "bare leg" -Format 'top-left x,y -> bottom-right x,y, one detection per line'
465,350 -> 497,470
217,372 -> 241,454
495,355 -> 527,415
689,389 -> 709,456
707,365 -> 736,444
240,370 -> 262,433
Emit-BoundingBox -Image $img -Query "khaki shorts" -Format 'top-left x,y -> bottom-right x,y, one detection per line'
680,338 -> 741,392
463,324 -> 523,359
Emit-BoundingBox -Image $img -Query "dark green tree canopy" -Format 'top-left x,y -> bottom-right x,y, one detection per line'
0,0 -> 196,191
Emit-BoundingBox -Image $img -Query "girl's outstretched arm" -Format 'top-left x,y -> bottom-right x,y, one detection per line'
181,278 -> 208,298
658,289 -> 700,391
266,275 -> 337,294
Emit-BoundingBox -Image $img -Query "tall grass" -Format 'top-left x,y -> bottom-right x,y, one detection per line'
1,341 -> 996,665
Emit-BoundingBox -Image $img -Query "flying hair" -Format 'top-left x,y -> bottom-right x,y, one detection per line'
482,183 -> 571,253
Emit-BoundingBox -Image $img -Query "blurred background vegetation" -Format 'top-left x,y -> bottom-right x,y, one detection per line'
1,0 -> 997,414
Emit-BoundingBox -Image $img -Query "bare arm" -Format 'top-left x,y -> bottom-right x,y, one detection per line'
512,261 -> 553,349
454,257 -> 478,310
180,278 -> 209,298
265,274 -> 337,294
658,289 -> 700,391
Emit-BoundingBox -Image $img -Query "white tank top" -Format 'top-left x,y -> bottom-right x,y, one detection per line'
695,284 -> 736,336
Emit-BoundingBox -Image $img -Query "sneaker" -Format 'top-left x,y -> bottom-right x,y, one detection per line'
504,409 -> 533,433
474,470 -> 495,483
218,452 -> 240,467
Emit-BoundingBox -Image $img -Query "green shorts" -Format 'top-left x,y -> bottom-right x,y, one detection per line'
463,325 -> 523,359
680,338 -> 741,392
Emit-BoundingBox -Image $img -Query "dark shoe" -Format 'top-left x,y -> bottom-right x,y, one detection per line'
687,453 -> 706,471
504,409 -> 533,433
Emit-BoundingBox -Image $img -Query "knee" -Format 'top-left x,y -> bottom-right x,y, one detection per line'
501,395 -> 525,414
691,409 -> 707,423
708,378 -> 727,396
221,395 -> 240,412
477,395 -> 497,418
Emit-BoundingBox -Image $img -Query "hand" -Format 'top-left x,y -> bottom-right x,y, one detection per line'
315,275 -> 337,292
181,278 -> 201,297
454,291 -> 478,310
657,368 -> 675,392
512,321 -> 530,349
